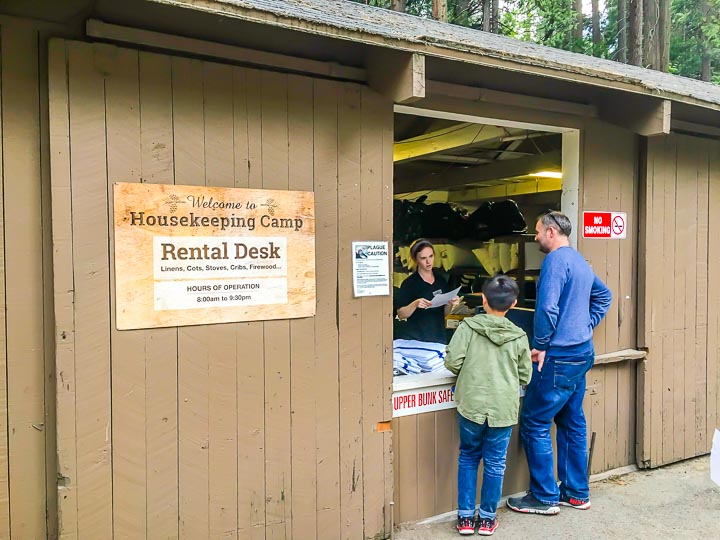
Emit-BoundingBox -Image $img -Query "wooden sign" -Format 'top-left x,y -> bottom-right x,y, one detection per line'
113,182 -> 315,330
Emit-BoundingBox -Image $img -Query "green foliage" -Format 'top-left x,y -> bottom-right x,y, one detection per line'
669,0 -> 720,81
348,0 -> 718,83
500,0 -> 578,50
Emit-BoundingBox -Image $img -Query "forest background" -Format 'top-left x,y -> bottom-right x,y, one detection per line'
351,0 -> 720,84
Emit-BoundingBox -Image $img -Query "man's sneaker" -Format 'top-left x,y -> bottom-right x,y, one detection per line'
506,492 -> 560,515
456,516 -> 475,535
559,493 -> 591,510
476,517 -> 498,536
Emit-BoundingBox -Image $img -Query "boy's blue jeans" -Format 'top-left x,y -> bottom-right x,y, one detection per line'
520,351 -> 594,505
457,413 -> 512,520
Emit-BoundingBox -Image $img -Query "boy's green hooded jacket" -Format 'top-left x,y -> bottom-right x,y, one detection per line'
445,314 -> 532,427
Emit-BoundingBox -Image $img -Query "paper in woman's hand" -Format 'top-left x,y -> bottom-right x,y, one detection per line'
429,286 -> 462,308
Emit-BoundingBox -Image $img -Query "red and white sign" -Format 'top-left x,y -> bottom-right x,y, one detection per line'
583,211 -> 627,239
392,383 -> 456,418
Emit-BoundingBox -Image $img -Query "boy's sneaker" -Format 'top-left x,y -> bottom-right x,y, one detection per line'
476,517 -> 498,536
506,492 -> 560,515
456,516 -> 475,535
559,493 -> 591,509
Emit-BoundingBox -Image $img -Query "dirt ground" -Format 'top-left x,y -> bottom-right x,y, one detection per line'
394,457 -> 719,539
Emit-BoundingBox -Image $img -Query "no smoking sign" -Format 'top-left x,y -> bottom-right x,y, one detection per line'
583,211 -> 627,239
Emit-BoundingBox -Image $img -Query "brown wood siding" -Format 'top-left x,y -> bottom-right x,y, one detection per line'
578,120 -> 639,355
0,17 -> 58,539
49,39 -> 393,539
638,134 -> 720,467
139,51 -> 179,540
392,361 -> 637,524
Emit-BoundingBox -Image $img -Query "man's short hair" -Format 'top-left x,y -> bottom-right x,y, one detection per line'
538,210 -> 572,237
482,275 -> 519,312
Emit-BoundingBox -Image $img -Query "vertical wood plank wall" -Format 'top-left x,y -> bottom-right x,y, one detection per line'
579,120 -> 639,355
638,134 -> 720,467
579,120 -> 639,475
49,39 -> 394,539
0,17 -> 59,539
392,119 -> 641,524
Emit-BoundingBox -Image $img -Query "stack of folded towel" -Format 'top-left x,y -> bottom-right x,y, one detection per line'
393,339 -> 450,375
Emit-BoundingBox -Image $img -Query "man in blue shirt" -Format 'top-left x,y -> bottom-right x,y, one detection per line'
508,211 -> 612,515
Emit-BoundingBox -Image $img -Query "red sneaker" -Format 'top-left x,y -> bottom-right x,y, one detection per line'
477,517 -> 498,536
456,516 -> 475,535
559,493 -> 591,510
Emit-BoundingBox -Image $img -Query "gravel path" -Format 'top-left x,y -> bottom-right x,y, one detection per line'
394,456 -> 720,539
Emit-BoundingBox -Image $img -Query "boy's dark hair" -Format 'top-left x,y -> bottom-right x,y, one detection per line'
482,275 -> 519,312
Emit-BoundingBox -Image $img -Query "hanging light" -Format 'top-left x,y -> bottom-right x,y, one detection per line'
530,171 -> 562,179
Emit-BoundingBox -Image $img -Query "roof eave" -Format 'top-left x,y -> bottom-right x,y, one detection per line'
148,0 -> 720,114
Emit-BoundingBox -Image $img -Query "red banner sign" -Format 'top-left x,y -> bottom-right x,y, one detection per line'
583,211 -> 627,239
392,383 -> 456,417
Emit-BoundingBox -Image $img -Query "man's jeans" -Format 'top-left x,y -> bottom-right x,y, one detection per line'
457,413 -> 513,519
520,352 -> 594,505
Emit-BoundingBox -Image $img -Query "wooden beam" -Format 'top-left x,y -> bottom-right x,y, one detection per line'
445,177 -> 562,202
599,96 -> 671,136
594,348 -> 647,366
367,51 -> 425,104
393,122 -> 512,163
425,155 -> 494,164
671,119 -> 720,138
394,150 -> 561,192
85,19 -> 366,82
425,80 -> 598,117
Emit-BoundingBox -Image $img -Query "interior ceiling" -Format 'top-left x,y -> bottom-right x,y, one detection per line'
394,114 -> 562,195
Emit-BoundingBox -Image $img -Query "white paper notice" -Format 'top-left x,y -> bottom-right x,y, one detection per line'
429,286 -> 462,308
352,241 -> 390,297
711,429 -> 720,487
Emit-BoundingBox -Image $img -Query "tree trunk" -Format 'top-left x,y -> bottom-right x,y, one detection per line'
491,0 -> 499,33
701,54 -> 712,81
628,0 -> 643,66
658,0 -> 670,71
618,0 -> 628,63
433,0 -> 448,21
643,0 -> 659,69
483,0 -> 491,31
573,0 -> 583,41
390,0 -> 406,11
592,0 -> 602,51
700,0 -> 712,80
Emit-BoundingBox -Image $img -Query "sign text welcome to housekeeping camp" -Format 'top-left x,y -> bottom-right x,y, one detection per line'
113,182 -> 315,330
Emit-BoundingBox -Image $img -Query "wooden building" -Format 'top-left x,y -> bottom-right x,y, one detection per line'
0,0 -> 718,537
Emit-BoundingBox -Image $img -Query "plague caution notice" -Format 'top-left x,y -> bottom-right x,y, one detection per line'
351,241 -> 390,297
113,182 -> 315,330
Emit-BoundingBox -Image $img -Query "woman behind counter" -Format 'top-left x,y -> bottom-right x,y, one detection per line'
394,239 -> 460,344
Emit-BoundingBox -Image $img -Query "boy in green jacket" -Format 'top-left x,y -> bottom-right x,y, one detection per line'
445,275 -> 532,536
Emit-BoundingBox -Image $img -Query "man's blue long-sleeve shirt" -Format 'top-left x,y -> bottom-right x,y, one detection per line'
533,246 -> 612,357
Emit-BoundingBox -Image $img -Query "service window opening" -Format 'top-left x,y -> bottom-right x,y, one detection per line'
392,112 -> 563,383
